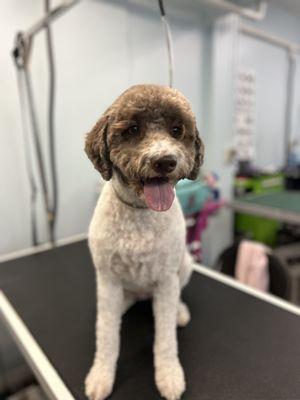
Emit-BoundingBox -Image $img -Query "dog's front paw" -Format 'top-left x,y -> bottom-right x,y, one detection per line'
85,363 -> 114,400
155,359 -> 186,400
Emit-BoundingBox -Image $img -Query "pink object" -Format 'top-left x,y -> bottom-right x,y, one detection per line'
235,240 -> 270,292
187,199 -> 224,262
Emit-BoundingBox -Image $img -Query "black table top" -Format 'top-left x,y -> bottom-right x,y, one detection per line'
1,240 -> 300,400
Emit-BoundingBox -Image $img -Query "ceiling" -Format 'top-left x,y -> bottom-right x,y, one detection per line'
268,0 -> 300,17
233,0 -> 300,16
229,0 -> 300,17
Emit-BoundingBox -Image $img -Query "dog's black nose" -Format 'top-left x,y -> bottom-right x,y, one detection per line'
152,156 -> 177,174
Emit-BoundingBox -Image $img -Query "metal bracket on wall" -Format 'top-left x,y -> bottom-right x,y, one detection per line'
11,0 -> 81,246
18,0 -> 80,45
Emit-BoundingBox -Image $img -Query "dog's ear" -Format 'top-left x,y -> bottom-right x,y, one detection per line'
188,127 -> 204,180
85,115 -> 112,181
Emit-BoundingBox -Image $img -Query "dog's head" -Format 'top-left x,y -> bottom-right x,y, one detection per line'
85,84 -> 204,211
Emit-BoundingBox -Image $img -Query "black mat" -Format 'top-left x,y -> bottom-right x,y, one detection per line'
1,240 -> 300,400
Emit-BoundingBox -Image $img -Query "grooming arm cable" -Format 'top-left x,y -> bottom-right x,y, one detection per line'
12,1 -> 80,245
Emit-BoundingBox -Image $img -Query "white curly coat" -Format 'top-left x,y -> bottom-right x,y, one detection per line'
85,174 -> 193,400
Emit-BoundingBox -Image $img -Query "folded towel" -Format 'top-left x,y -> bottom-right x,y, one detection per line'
235,240 -> 270,292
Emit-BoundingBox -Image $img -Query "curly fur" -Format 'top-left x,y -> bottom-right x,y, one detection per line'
85,84 -> 204,400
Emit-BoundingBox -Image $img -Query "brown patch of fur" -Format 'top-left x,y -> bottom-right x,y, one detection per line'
85,115 -> 112,180
85,85 -> 204,192
188,128 -> 204,180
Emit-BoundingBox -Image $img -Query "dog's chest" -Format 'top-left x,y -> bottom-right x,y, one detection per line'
89,193 -> 186,289
110,210 -> 185,287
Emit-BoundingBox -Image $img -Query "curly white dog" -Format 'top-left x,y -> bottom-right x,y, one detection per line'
84,84 -> 204,400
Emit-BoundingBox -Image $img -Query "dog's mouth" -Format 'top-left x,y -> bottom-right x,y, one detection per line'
142,177 -> 175,212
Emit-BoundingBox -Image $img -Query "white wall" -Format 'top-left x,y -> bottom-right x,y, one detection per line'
1,0 -> 300,261
201,4 -> 300,265
201,14 -> 239,266
238,5 -> 300,169
0,0 -> 207,255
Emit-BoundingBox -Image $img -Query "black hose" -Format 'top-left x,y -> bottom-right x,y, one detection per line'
158,0 -> 166,16
157,0 -> 174,87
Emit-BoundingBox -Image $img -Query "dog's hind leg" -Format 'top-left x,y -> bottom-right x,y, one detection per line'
85,271 -> 123,400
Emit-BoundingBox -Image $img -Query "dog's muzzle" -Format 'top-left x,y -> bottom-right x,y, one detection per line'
151,155 -> 177,175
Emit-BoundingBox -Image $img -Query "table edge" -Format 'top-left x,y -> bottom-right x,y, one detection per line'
0,233 -> 87,264
193,263 -> 300,316
0,290 -> 75,400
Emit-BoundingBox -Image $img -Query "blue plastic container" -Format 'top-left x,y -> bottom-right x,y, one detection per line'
175,179 -> 210,215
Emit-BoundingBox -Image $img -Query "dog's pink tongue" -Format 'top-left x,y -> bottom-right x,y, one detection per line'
143,178 -> 175,212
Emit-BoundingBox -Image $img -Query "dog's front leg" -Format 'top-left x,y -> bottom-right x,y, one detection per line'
85,272 -> 123,400
153,276 -> 186,400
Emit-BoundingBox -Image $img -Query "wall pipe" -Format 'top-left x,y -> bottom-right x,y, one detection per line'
283,52 -> 297,165
240,23 -> 300,54
19,1 -> 269,45
44,0 -> 58,243
200,0 -> 267,21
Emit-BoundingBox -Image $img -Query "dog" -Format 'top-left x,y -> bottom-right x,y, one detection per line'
84,84 -> 204,400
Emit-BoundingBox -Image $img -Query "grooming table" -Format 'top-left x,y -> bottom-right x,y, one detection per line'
1,239 -> 300,400
228,190 -> 300,225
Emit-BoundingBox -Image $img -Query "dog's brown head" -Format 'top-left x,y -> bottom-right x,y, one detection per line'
85,84 -> 204,211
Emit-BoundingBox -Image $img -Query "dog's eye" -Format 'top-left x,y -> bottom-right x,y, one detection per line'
172,126 -> 182,137
128,124 -> 139,135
